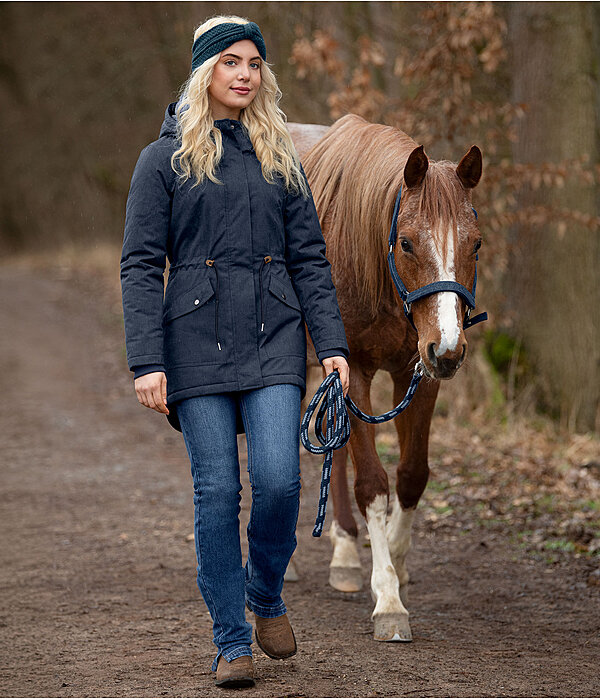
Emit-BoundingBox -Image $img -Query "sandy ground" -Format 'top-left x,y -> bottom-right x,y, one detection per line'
1,261 -> 599,698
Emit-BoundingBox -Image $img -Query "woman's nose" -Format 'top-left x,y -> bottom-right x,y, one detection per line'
238,64 -> 250,80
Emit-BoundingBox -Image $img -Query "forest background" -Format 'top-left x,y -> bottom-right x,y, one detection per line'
2,8 -> 599,693
1,0 -> 598,435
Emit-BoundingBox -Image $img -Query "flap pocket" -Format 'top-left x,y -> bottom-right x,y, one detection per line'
163,277 -> 214,323
268,274 -> 301,312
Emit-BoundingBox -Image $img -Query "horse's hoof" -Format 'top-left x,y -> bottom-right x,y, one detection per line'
373,612 -> 412,642
283,559 -> 299,582
399,583 -> 409,607
329,566 -> 363,592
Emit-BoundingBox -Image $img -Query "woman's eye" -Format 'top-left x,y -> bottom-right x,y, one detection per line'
400,238 -> 413,254
250,62 -> 260,69
473,239 -> 482,254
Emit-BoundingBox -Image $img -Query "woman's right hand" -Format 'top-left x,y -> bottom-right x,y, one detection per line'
134,372 -> 169,415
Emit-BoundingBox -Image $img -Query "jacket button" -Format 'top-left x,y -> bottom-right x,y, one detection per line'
282,293 -> 286,299
194,299 -> 200,305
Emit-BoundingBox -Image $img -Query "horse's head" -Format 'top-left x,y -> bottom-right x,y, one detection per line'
393,144 -> 483,380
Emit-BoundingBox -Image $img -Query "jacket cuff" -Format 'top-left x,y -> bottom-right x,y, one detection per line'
132,364 -> 165,380
317,347 -> 349,364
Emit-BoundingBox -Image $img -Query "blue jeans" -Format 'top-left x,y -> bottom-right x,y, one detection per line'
176,383 -> 302,671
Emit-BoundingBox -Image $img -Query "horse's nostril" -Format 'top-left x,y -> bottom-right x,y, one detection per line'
427,342 -> 437,366
460,344 -> 466,364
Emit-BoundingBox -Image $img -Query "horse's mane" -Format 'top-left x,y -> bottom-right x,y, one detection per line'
302,114 -> 467,317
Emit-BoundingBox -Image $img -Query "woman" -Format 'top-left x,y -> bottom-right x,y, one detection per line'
120,15 -> 350,689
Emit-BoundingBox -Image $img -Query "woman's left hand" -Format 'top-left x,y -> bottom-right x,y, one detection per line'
321,356 -> 350,397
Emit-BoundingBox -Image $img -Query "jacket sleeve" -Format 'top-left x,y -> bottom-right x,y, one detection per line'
283,166 -> 349,360
120,144 -> 172,371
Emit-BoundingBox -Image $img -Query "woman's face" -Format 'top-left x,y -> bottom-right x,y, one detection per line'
208,39 -> 262,120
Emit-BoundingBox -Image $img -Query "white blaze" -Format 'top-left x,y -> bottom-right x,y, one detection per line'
429,226 -> 460,355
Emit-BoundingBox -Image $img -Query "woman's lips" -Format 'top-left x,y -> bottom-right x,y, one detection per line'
231,87 -> 250,94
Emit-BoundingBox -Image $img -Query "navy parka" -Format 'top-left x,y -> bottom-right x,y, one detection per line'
121,102 -> 349,433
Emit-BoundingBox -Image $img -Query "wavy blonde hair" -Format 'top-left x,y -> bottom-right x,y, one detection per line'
171,14 -> 309,197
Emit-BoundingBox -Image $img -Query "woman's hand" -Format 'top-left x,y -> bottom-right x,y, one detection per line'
321,356 -> 350,397
134,372 -> 170,415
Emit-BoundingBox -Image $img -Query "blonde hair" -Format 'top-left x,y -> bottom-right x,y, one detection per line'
171,14 -> 309,197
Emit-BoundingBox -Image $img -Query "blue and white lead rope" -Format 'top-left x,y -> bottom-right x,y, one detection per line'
300,362 -> 425,536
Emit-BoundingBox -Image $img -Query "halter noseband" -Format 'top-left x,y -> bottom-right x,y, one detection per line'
387,184 -> 488,332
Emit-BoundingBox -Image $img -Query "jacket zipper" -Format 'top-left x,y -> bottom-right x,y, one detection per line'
205,259 -> 221,350
258,255 -> 272,332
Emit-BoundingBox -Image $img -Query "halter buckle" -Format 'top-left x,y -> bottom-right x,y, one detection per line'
415,360 -> 425,377
403,300 -> 412,315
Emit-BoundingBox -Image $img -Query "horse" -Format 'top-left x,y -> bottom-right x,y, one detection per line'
287,113 -> 483,642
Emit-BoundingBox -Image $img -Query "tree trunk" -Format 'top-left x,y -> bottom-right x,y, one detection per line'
508,1 -> 599,432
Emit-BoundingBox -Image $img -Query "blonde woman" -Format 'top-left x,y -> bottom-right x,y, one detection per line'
121,15 -> 349,688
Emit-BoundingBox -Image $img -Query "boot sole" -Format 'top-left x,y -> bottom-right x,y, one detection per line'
215,675 -> 255,688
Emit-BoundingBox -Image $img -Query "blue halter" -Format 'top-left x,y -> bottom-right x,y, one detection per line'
387,184 -> 488,331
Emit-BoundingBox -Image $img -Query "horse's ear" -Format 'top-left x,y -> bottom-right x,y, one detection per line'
404,145 -> 429,189
457,145 -> 482,189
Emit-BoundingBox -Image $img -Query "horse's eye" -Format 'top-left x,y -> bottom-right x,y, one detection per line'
400,238 -> 413,254
473,239 -> 482,254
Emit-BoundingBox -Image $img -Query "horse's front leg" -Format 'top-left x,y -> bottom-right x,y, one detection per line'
387,372 -> 439,605
349,369 -> 411,642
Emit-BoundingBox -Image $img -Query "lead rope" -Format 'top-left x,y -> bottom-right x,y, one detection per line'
301,362 -> 425,536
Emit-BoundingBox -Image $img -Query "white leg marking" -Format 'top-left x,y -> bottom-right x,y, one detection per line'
366,494 -> 407,618
386,494 -> 416,588
329,519 -> 363,592
329,519 -> 361,569
430,226 -> 460,354
366,494 -> 412,640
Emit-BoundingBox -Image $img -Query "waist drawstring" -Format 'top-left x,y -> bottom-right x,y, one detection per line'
258,255 -> 272,332
205,259 -> 221,350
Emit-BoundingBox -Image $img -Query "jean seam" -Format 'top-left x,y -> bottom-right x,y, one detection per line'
181,409 -> 228,652
239,395 -> 256,590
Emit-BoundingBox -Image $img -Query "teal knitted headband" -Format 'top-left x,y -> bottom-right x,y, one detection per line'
191,21 -> 267,72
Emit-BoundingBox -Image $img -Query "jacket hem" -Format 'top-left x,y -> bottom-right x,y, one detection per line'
167,373 -> 305,406
165,373 -> 307,433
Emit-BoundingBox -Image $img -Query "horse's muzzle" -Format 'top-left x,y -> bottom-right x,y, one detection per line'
424,342 -> 466,379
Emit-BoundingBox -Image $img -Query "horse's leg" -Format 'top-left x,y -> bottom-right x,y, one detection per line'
349,368 -> 411,642
386,372 -> 439,606
328,444 -> 363,592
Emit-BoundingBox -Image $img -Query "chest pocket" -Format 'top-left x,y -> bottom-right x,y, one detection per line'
263,271 -> 306,359
163,274 -> 222,366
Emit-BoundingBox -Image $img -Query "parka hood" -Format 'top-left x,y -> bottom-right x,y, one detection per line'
159,101 -> 245,139
159,102 -> 179,138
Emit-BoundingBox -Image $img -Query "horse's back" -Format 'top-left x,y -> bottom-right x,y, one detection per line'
287,122 -> 330,160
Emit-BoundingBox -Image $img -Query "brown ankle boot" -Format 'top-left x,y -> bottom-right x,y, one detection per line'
214,654 -> 255,688
254,612 -> 297,659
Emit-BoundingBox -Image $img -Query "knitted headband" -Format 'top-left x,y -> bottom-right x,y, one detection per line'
191,21 -> 267,72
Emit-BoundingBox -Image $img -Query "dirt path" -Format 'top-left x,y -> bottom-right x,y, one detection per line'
1,262 -> 599,698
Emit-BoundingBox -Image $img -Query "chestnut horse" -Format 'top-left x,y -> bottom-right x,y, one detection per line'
288,114 -> 483,642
